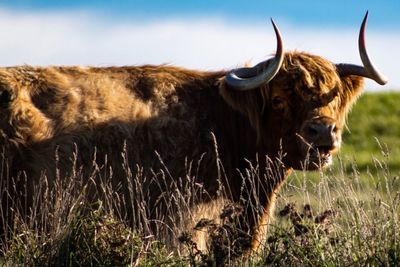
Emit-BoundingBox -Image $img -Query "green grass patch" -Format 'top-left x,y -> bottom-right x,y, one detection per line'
341,91 -> 400,173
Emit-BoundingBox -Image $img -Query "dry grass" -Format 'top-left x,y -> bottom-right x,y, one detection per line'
0,148 -> 399,266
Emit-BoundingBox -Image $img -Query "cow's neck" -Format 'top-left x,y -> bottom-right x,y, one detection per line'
203,83 -> 286,200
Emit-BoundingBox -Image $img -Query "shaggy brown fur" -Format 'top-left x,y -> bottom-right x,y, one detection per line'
0,52 -> 364,252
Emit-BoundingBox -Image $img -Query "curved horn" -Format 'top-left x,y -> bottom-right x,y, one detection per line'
224,19 -> 284,91
336,11 -> 388,85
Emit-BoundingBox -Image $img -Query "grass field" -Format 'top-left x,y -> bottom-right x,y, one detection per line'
341,91 -> 400,173
2,92 -> 400,266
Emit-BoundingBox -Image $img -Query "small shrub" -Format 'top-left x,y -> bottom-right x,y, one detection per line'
5,202 -> 143,267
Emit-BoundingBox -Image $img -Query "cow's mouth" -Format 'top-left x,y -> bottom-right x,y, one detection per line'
296,130 -> 340,170
308,145 -> 335,168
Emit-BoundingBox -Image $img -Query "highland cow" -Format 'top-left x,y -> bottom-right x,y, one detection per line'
0,13 -> 387,252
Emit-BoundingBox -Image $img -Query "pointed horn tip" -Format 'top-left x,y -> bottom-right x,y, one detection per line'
270,18 -> 276,28
362,11 -> 369,26
377,77 -> 388,86
269,18 -> 282,40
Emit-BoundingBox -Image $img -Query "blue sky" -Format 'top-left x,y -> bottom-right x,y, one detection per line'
1,0 -> 399,28
0,1 -> 398,90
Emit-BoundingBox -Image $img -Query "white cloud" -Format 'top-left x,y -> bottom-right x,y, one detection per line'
0,9 -> 398,91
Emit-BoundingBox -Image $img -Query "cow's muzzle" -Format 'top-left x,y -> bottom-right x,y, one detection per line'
299,117 -> 341,168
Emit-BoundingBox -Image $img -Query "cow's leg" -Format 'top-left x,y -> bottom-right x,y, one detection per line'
240,167 -> 289,254
250,181 -> 284,252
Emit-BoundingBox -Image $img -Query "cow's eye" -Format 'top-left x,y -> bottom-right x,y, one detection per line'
272,96 -> 284,110
0,90 -> 11,108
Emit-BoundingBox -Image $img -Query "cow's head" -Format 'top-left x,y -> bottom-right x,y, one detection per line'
223,13 -> 387,170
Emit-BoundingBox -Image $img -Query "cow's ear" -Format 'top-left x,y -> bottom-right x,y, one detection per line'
340,75 -> 364,99
259,83 -> 271,115
338,75 -> 364,116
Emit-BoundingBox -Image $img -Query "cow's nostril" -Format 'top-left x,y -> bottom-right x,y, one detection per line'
328,123 -> 336,133
307,125 -> 319,136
